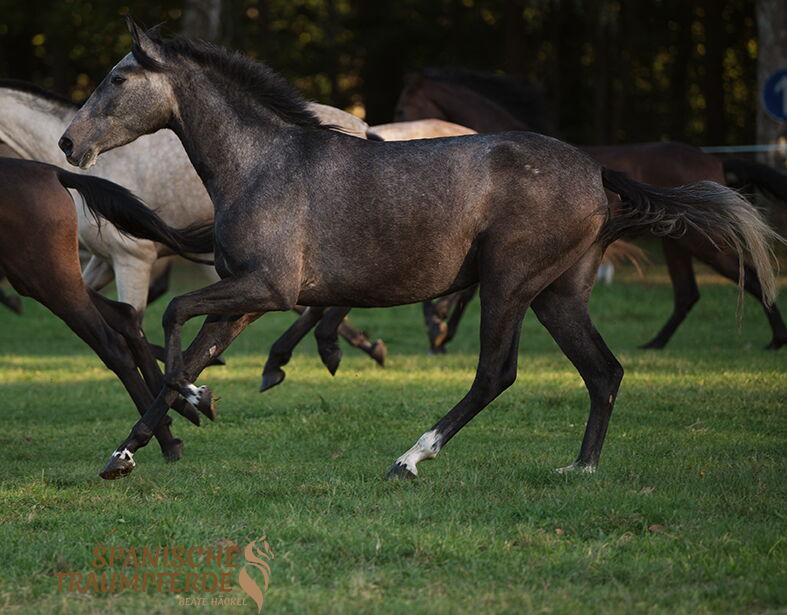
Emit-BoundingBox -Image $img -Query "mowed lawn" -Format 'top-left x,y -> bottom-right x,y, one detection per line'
0,261 -> 784,615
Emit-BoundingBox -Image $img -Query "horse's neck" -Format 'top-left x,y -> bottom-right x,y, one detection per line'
169,81 -> 289,203
0,90 -> 73,164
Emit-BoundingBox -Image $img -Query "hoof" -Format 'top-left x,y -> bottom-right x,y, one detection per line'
195,386 -> 217,421
161,438 -> 184,462
385,462 -> 417,480
555,462 -> 596,475
764,338 -> 785,350
370,339 -> 387,367
428,345 -> 447,355
260,369 -> 285,392
638,340 -> 665,350
320,345 -> 342,376
428,320 -> 448,348
99,449 -> 136,480
4,295 -> 22,314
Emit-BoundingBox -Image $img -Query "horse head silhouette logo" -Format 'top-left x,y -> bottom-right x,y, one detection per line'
238,536 -> 274,613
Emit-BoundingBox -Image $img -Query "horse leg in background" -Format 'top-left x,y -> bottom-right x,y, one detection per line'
336,316 -> 387,367
314,306 -> 353,375
422,295 -> 454,353
386,263 -> 533,479
82,256 -> 115,291
147,257 -> 173,305
689,240 -> 787,349
434,285 -> 477,353
89,290 -> 205,423
640,239 -> 700,349
0,273 -> 22,314
101,312 -> 261,479
260,306 -> 327,392
532,252 -> 624,472
49,298 -> 188,462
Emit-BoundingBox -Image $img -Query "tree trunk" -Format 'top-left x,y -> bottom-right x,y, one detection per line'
181,0 -> 223,42
756,0 -> 787,168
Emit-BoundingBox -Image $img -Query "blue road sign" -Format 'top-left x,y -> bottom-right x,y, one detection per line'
762,68 -> 787,121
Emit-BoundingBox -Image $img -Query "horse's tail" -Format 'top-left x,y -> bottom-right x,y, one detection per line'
723,158 -> 787,204
604,240 -> 649,276
56,169 -> 214,264
599,167 -> 784,312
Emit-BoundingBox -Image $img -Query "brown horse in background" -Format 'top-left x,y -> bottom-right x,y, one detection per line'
0,157 -> 217,460
396,67 -> 786,349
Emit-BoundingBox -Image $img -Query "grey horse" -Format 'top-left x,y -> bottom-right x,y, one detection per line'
60,20 -> 781,481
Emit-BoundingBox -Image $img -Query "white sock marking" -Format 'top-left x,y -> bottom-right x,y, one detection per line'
395,430 -> 441,476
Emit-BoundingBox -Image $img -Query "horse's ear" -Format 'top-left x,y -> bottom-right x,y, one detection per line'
146,22 -> 165,42
125,15 -> 164,64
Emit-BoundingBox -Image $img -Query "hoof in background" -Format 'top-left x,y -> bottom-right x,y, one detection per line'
370,339 -> 387,367
260,369 -> 286,392
161,438 -> 184,462
385,462 -> 417,480
100,449 -> 136,480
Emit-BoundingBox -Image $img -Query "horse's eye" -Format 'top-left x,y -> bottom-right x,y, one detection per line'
110,75 -> 126,85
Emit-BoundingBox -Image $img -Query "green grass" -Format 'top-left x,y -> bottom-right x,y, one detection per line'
0,262 -> 785,614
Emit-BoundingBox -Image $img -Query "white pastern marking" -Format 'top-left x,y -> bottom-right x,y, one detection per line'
555,462 -> 596,475
184,384 -> 207,405
111,448 -> 136,465
208,345 -> 217,358
395,430 -> 442,476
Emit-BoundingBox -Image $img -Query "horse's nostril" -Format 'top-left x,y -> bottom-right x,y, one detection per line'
58,136 -> 73,156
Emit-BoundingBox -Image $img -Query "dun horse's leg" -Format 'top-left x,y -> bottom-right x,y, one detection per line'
387,281 -> 530,479
260,306 -> 327,392
336,319 -> 387,367
314,307 -> 353,375
0,286 -> 21,314
640,240 -> 700,349
531,256 -> 624,472
435,285 -> 477,352
100,312 -> 261,479
692,246 -> 787,349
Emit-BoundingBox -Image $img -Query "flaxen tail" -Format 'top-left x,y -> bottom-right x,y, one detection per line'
600,168 -> 784,314
56,168 -> 214,264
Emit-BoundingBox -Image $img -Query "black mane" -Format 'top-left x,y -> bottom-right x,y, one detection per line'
133,37 -> 325,130
0,79 -> 78,109
420,67 -> 553,134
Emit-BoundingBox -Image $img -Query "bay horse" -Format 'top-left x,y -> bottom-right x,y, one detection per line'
0,79 -> 385,365
396,67 -> 787,350
0,157 -> 220,460
61,20 -> 780,481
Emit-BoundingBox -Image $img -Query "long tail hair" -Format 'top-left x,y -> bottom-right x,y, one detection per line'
723,158 -> 787,204
599,168 -> 784,315
56,168 -> 214,264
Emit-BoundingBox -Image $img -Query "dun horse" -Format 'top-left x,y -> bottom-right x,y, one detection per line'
396,67 -> 787,350
61,20 -> 780,481
0,157 -> 220,460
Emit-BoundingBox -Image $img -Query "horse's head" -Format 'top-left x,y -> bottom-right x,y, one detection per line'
394,72 -> 445,122
60,17 -> 175,169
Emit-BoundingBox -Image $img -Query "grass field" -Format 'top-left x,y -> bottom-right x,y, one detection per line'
0,261 -> 784,614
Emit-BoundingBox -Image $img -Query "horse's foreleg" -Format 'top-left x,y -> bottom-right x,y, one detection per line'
260,306 -> 327,392
640,239 -> 699,349
100,311 -> 262,479
82,256 -> 114,291
436,285 -> 477,351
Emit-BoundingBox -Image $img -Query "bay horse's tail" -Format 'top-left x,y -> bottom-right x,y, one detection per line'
56,169 -> 214,264
599,167 -> 784,311
723,158 -> 787,204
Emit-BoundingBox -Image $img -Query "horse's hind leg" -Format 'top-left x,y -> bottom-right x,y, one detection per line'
260,306 -> 327,392
640,239 -> 699,349
387,275 -> 530,479
336,319 -> 387,367
690,242 -> 787,349
532,253 -> 624,471
435,285 -> 477,352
